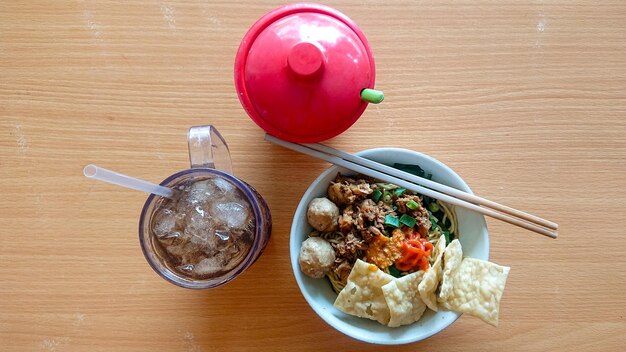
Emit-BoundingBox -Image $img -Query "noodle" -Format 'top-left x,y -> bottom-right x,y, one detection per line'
327,270 -> 346,293
437,200 -> 458,236
426,200 -> 458,264
427,226 -> 443,244
311,230 -> 344,244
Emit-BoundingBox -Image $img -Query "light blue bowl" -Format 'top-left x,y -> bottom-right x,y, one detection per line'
290,148 -> 489,344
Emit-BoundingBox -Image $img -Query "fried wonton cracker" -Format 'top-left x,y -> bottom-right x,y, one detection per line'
334,259 -> 395,325
382,271 -> 427,327
438,239 -> 463,302
439,257 -> 510,326
418,235 -> 446,311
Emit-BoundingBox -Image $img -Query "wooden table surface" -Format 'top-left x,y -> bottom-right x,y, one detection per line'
1,1 -> 625,351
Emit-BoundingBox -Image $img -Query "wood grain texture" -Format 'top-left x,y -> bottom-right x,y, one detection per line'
1,0 -> 625,351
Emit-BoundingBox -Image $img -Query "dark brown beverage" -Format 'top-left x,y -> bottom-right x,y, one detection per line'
149,175 -> 255,279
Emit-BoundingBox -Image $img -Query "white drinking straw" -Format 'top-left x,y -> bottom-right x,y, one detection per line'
83,164 -> 176,199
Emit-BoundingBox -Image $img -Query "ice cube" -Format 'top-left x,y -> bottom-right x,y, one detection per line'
192,230 -> 236,258
153,208 -> 177,238
189,206 -> 210,227
193,256 -> 224,276
211,202 -> 251,230
212,177 -> 236,194
190,179 -> 212,193
183,180 -> 216,207
229,191 -> 252,208
191,236 -> 252,277
184,207 -> 214,245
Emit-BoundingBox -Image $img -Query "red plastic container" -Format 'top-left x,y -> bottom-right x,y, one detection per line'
234,3 -> 376,143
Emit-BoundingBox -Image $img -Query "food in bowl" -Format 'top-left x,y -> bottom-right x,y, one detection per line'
297,164 -> 510,328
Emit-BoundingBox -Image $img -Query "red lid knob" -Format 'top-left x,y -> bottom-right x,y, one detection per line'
234,3 -> 376,143
287,42 -> 325,78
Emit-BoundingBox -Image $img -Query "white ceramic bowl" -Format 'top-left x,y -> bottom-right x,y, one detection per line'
290,148 -> 489,344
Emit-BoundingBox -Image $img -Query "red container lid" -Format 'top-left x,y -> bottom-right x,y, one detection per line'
234,3 -> 376,143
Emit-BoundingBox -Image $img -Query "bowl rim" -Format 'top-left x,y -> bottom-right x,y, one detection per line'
289,147 -> 490,344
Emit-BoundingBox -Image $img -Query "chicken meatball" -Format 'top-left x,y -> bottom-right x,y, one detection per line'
307,197 -> 339,232
298,237 -> 336,279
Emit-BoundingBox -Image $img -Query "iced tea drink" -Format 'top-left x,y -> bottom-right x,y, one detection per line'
138,126 -> 271,289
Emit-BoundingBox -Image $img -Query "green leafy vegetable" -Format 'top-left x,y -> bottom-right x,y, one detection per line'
388,265 -> 402,278
428,202 -> 440,213
393,163 -> 432,179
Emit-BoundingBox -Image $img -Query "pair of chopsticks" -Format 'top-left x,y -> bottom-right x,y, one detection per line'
265,134 -> 558,239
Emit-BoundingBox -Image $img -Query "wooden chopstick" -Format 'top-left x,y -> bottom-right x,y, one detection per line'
265,134 -> 558,239
303,142 -> 558,231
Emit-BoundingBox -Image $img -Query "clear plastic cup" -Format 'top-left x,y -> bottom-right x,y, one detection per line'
138,126 -> 271,289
